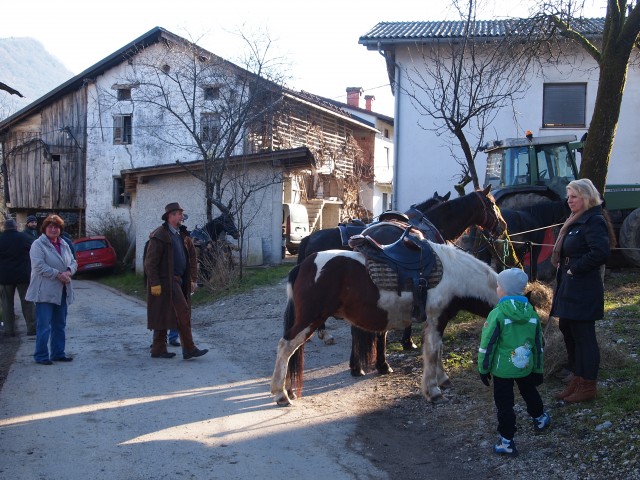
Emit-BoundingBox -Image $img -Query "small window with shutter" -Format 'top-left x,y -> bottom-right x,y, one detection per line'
543,83 -> 586,128
113,114 -> 132,144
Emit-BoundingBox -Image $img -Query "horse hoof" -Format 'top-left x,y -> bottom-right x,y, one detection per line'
287,389 -> 297,400
430,394 -> 450,405
439,379 -> 452,389
275,393 -> 292,407
376,363 -> 393,375
350,368 -> 366,377
402,340 -> 419,351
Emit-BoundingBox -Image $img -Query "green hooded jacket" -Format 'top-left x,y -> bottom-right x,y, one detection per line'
478,295 -> 544,378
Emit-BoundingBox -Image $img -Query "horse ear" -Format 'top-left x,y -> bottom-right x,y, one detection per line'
443,191 -> 451,201
482,185 -> 492,195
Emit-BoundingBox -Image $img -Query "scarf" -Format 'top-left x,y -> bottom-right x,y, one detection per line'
551,210 -> 585,267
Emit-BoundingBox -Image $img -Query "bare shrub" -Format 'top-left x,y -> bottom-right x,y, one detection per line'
197,242 -> 239,293
86,213 -> 130,264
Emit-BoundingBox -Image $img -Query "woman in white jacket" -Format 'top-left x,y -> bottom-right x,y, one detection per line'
26,215 -> 77,365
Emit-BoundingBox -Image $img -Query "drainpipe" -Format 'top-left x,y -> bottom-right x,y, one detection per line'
378,43 -> 401,211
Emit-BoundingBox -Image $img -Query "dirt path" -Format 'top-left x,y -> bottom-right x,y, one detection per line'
1,275 -> 634,479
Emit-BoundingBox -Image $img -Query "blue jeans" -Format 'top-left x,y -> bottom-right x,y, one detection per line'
168,329 -> 179,342
34,290 -> 68,362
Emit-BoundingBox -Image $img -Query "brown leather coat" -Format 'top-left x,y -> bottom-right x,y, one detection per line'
144,224 -> 197,330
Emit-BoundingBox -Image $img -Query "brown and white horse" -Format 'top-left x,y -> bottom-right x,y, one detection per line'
270,240 -> 500,406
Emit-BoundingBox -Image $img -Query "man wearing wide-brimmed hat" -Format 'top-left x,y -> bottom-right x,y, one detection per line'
144,202 -> 208,360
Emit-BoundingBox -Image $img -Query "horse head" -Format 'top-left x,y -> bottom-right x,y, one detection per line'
474,185 -> 507,237
207,202 -> 240,241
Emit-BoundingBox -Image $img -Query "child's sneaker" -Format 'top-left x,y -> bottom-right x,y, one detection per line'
493,436 -> 518,456
532,412 -> 551,432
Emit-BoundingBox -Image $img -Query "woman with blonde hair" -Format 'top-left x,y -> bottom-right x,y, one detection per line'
26,214 -> 77,365
550,178 -> 612,402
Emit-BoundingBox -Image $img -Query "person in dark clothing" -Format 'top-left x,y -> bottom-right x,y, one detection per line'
0,218 -> 36,336
551,178 -> 612,403
60,231 -> 76,259
23,215 -> 39,240
144,202 -> 208,360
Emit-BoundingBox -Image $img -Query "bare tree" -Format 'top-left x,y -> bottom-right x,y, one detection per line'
109,29 -> 289,220
401,0 -> 536,193
535,0 -> 640,193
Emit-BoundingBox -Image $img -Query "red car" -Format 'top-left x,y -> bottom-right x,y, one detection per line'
73,236 -> 118,274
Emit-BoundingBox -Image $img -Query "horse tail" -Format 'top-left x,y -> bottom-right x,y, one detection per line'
284,265 -> 305,396
350,326 -> 377,371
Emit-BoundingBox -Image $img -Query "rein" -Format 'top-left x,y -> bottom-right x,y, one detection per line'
474,191 -> 501,236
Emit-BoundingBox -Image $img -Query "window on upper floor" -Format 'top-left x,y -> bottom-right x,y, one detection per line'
113,114 -> 132,145
200,112 -> 221,143
203,85 -> 221,101
117,88 -> 132,101
383,128 -> 390,139
543,83 -> 586,128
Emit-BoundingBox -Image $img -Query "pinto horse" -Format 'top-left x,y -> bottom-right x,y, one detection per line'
298,190 -> 451,347
343,187 -> 506,376
270,240 -> 501,407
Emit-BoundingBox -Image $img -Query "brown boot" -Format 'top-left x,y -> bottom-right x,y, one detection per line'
554,376 -> 581,400
564,379 -> 597,403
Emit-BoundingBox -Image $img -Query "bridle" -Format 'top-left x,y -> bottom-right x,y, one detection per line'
475,191 -> 503,237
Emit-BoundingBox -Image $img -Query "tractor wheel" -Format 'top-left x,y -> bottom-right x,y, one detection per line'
619,208 -> 640,267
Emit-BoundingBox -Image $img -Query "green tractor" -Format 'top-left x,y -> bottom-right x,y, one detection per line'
482,132 -> 640,268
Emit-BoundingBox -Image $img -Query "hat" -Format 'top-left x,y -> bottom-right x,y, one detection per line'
3,219 -> 17,231
497,268 -> 528,297
162,202 -> 184,221
26,215 -> 37,223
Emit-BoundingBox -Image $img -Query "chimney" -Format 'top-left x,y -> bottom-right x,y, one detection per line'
346,87 -> 363,108
364,94 -> 375,111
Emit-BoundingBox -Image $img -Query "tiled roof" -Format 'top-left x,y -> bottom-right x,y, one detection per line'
359,18 -> 605,44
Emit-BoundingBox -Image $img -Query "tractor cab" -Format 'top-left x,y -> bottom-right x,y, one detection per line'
483,133 -> 580,206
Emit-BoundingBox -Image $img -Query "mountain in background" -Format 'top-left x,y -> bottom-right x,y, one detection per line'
0,37 -> 74,120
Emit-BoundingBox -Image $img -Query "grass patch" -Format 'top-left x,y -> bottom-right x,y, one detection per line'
94,264 -> 293,305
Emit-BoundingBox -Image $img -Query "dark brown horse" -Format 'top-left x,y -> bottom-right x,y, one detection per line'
270,239 -> 501,406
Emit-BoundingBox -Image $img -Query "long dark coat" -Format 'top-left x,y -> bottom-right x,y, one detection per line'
144,224 -> 197,330
551,205 -> 611,321
0,230 -> 34,285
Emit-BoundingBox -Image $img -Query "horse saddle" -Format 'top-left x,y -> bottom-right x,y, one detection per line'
349,221 -> 437,322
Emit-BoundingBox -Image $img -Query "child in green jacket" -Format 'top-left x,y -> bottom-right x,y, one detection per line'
478,268 -> 550,456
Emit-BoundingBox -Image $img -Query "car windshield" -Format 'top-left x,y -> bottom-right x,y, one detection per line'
75,239 -> 108,252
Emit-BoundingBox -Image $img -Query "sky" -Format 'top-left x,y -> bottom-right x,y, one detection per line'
1,0 -> 605,117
